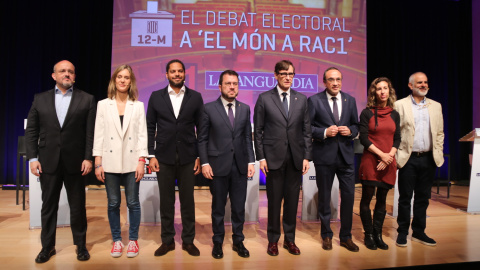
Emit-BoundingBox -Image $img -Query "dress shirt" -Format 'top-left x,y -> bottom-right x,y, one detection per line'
168,84 -> 186,119
55,86 -> 73,127
324,91 -> 343,138
277,86 -> 290,117
220,96 -> 235,117
411,95 -> 432,152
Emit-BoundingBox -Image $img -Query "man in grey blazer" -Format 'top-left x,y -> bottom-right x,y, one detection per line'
395,72 -> 444,247
254,60 -> 312,256
308,67 -> 359,252
198,70 -> 255,259
26,60 -> 95,263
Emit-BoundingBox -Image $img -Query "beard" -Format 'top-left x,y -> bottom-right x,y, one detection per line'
62,81 -> 73,88
168,78 -> 184,88
413,87 -> 428,97
221,91 -> 237,101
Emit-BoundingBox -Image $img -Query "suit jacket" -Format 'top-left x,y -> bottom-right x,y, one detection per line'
25,87 -> 96,174
92,98 -> 148,173
394,95 -> 444,168
308,90 -> 359,165
253,87 -> 312,171
146,86 -> 204,165
198,97 -> 255,176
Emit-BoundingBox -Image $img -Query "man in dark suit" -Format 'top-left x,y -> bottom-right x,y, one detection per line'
254,60 -> 312,256
25,60 -> 95,263
147,59 -> 203,257
307,67 -> 359,252
198,70 -> 255,259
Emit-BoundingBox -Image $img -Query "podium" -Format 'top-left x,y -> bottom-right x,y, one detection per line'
29,162 -> 71,229
459,129 -> 480,214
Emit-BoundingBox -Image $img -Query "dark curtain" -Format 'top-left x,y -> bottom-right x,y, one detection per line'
0,0 -> 473,184
1,1 -> 113,184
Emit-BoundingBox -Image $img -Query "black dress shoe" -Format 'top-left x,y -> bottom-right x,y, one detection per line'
212,242 -> 223,259
154,242 -> 175,256
76,245 -> 90,261
232,242 -> 250,258
182,243 -> 200,256
35,246 -> 56,263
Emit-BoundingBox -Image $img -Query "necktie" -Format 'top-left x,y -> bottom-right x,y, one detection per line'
282,92 -> 289,116
332,96 -> 340,123
227,103 -> 235,128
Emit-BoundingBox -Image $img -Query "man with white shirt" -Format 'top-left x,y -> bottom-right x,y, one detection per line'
254,60 -> 312,256
307,67 -> 359,252
395,72 -> 444,247
146,59 -> 204,257
198,70 -> 255,259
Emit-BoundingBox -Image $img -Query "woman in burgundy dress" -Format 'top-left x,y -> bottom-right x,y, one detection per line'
359,77 -> 400,250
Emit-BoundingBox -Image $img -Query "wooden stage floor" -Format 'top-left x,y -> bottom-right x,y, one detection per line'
1,185 -> 480,269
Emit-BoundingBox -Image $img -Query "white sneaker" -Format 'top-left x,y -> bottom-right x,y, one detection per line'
126,240 -> 139,258
111,241 -> 124,258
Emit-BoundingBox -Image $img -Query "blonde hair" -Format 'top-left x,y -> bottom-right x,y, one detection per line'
107,64 -> 138,101
366,77 -> 397,108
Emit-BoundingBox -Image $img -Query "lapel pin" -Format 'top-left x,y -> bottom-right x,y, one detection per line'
295,97 -> 297,100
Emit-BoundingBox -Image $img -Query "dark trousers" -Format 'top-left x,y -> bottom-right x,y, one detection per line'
39,165 -> 87,248
157,158 -> 196,244
266,147 -> 302,243
211,158 -> 247,244
397,153 -> 436,235
315,154 -> 355,242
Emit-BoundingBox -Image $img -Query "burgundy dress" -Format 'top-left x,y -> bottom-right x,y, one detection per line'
358,106 -> 400,189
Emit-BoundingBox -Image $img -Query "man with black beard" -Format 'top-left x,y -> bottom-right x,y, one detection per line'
395,72 -> 444,247
146,59 -> 204,256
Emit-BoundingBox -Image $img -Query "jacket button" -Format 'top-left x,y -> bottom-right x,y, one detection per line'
111,137 -> 113,140
130,150 -> 133,152
129,137 -> 131,140
110,150 -> 112,152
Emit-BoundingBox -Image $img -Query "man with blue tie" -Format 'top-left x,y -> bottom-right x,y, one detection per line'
308,67 -> 359,252
254,60 -> 312,256
198,70 -> 255,259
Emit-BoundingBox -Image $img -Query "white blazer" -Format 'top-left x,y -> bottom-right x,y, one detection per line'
93,98 -> 148,173
395,95 -> 444,169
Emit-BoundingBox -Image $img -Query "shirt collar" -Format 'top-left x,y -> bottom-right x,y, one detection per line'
276,85 -> 290,96
410,94 -> 426,105
220,96 -> 235,107
168,84 -> 186,95
326,90 -> 341,100
55,85 -> 73,94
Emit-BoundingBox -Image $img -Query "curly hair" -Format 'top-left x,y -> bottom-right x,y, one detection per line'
366,77 -> 397,108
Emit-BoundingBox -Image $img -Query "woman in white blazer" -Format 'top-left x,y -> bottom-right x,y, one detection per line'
93,64 -> 148,258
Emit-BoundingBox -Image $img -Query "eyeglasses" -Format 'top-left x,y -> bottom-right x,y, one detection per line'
326,78 -> 342,83
223,82 -> 238,87
278,72 -> 295,78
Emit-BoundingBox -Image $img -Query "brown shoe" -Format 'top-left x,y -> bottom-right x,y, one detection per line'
267,242 -> 279,256
322,237 -> 332,250
182,243 -> 200,256
340,239 -> 359,252
154,242 -> 175,256
283,241 -> 300,255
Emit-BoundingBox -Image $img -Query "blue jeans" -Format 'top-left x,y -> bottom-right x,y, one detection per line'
104,172 -> 141,241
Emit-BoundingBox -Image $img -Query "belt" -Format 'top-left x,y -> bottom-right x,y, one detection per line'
411,151 -> 432,157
